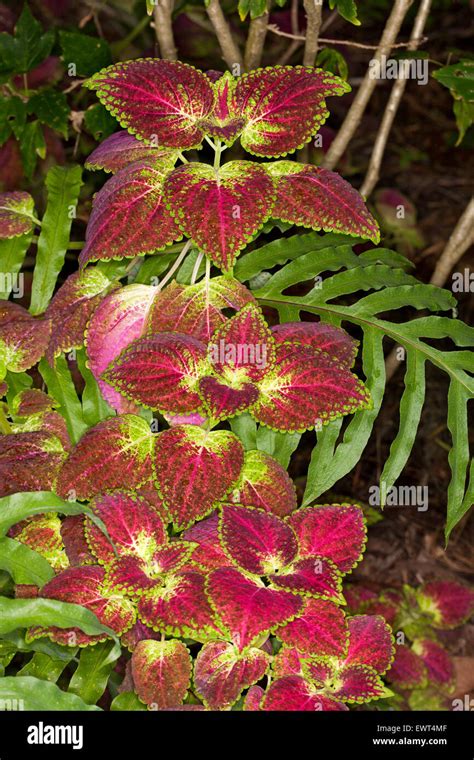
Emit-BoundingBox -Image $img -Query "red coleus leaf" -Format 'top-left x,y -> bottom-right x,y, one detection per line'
79,161 -> 180,267
417,581 -> 474,629
252,342 -> 371,433
0,191 -> 35,237
194,641 -> 271,710
120,620 -> 162,652
386,644 -> 426,689
231,449 -> 297,517
86,283 -> 157,412
164,161 -> 275,271
105,544 -> 196,596
0,431 -> 66,498
103,333 -> 207,414
272,646 -> 305,678
272,322 -> 358,370
268,162 -> 380,243
206,567 -> 303,651
56,415 -> 154,500
345,615 -> 394,675
344,584 -> 378,613
287,504 -> 366,573
232,66 -> 349,158
0,301 -> 51,373
12,389 -> 56,417
263,676 -> 348,711
85,491 -> 167,566
45,269 -> 112,363
15,514 -> 68,572
198,72 -> 245,143
412,639 -> 454,688
219,503 -> 298,575
198,376 -> 259,421
147,277 -> 256,343
244,685 -> 265,711
26,410 -> 71,452
137,570 -> 220,640
86,59 -> 215,148
182,513 -> 228,571
328,664 -> 386,703
269,556 -> 343,602
29,565 -> 136,646
132,639 -> 192,709
275,598 -> 349,657
60,516 -> 96,567
85,130 -> 177,173
154,425 -> 244,530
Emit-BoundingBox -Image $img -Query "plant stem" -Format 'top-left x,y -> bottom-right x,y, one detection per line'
153,0 -> 178,60
302,0 -> 323,66
0,406 -> 12,435
157,239 -> 192,291
244,9 -> 270,71
190,251 -> 204,285
213,139 -> 222,171
206,0 -> 243,70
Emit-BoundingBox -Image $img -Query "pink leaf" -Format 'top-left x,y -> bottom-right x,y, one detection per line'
287,504 -> 366,573
417,581 -> 474,629
198,73 -> 245,144
219,503 -> 298,575
252,342 -> 371,433
0,301 -> 51,372
345,615 -> 394,675
244,685 -> 265,711
0,431 -> 66,498
14,514 -> 68,572
85,130 -> 177,173
80,161 -> 180,267
272,322 -> 358,369
56,414 -> 154,500
61,516 -> 96,567
0,191 -> 35,237
105,545 -> 195,596
206,567 -> 303,651
182,513 -> 228,571
120,620 -> 162,652
132,639 -> 192,709
330,664 -> 386,703
164,161 -> 275,271
86,59 -> 215,148
272,647 -> 305,678
268,162 -> 380,243
12,389 -> 56,417
263,676 -> 348,711
102,333 -> 207,414
412,639 -> 455,688
269,556 -> 343,602
199,376 -> 259,421
386,644 -> 426,689
233,66 -> 349,158
194,641 -> 271,709
275,598 -> 348,657
154,425 -> 244,530
232,449 -> 297,517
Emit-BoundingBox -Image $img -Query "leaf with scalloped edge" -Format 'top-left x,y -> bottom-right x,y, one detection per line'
0,431 -> 66,498
267,162 -> 380,243
262,676 -> 348,711
344,615 -> 394,676
219,503 -> 298,575
194,641 -> 271,710
28,565 -> 136,646
86,283 -> 157,413
272,322 -> 358,370
85,59 -> 215,148
0,191 -> 36,238
12,389 -> 56,417
85,130 -> 178,173
287,504 -> 366,573
147,277 -> 256,343
199,376 -> 259,421
412,639 -> 455,689
120,620 -> 161,651
231,449 -> 297,517
56,415 -> 154,500
105,543 -> 196,596
269,556 -> 343,602
132,639 -> 192,709
244,684 -> 265,710
15,514 -> 68,572
416,581 -> 474,629
103,333 -> 207,414
80,161 -> 180,268
386,644 -> 426,689
198,72 -> 245,144
0,302 -> 51,374
61,516 -> 96,567
154,426 -> 244,530
275,598 -> 348,657
182,513 -> 228,571
233,66 -> 350,158
137,570 -> 220,640
272,647 -> 305,678
329,664 -> 386,703
85,491 -> 167,566
252,342 -> 371,433
164,162 -> 275,271
45,269 -> 112,363
206,567 -> 303,651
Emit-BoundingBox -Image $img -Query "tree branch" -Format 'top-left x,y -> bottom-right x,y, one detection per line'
153,0 -> 177,60
430,196 -> 474,288
360,0 -> 432,199
244,10 -> 270,71
303,0 -> 323,66
321,0 -> 414,170
206,0 -> 243,70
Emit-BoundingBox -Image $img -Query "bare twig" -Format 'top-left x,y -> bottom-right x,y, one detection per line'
153,0 -> 177,60
360,0 -> 432,199
268,23 -> 427,51
206,0 -> 243,70
276,0 -> 302,66
321,0 -> 414,170
244,10 -> 270,71
303,0 -> 323,66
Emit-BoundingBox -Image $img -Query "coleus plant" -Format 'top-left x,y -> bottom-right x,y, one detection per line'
346,580 -> 474,711
0,57 -> 471,711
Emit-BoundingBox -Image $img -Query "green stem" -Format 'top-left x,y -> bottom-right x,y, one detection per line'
213,139 -> 222,171
157,240 -> 192,291
0,405 -> 12,435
